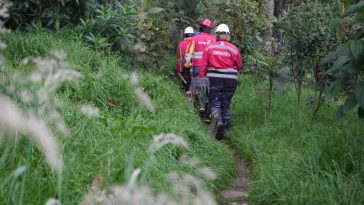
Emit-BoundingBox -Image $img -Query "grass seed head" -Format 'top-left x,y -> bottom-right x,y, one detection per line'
129,72 -> 154,112
45,198 -> 62,205
80,105 -> 100,118
197,167 -> 217,180
150,133 -> 188,154
134,87 -> 154,112
0,96 -> 63,172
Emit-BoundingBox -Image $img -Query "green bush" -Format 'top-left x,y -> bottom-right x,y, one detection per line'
321,0 -> 364,119
198,0 -> 269,55
7,0 -> 96,29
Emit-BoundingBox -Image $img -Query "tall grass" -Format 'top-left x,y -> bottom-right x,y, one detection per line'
229,75 -> 364,204
0,29 -> 235,204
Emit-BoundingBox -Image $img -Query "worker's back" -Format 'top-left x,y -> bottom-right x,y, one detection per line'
190,32 -> 216,68
200,40 -> 242,87
202,41 -> 242,71
176,37 -> 193,72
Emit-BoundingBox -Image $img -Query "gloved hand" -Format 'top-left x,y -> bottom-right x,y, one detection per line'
200,77 -> 210,92
184,53 -> 193,63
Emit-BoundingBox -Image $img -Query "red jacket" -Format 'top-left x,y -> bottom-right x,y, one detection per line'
176,37 -> 193,72
188,33 -> 216,67
199,40 -> 243,86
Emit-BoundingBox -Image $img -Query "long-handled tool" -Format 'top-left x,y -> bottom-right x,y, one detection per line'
177,72 -> 187,85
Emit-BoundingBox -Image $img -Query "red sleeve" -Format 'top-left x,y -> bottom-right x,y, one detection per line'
236,49 -> 243,71
199,48 -> 209,78
176,43 -> 182,72
241,54 -> 244,71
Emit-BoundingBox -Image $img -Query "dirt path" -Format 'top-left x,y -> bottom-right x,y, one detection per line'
207,124 -> 251,205
219,140 -> 250,205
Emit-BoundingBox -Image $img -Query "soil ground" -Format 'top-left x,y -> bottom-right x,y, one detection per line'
207,123 -> 251,205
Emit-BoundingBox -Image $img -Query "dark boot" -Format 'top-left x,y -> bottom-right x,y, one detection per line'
215,121 -> 225,140
198,106 -> 205,118
204,113 -> 211,124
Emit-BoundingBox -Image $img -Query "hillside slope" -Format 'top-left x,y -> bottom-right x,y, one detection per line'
0,30 -> 235,204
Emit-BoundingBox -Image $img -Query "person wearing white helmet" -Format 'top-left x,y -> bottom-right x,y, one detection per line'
199,23 -> 243,140
176,26 -> 194,94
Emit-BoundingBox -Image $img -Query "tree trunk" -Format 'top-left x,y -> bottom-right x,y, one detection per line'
274,0 -> 285,17
266,0 -> 275,16
295,78 -> 302,127
268,70 -> 273,113
311,60 -> 324,123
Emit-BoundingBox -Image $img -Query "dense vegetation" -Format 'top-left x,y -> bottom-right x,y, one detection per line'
1,0 -> 364,204
230,76 -> 364,204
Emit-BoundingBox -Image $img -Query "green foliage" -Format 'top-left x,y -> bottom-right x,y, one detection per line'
75,1 -> 191,68
280,1 -> 341,76
280,1 -> 341,60
198,0 -> 269,54
7,0 -> 195,69
277,1 -> 344,121
321,0 -> 364,118
230,75 -> 364,204
76,3 -> 137,54
6,0 -> 95,29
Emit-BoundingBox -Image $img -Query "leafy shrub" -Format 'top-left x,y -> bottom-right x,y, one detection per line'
75,1 -> 195,69
198,0 -> 269,54
277,1 -> 343,121
321,0 -> 364,119
7,0 -> 93,29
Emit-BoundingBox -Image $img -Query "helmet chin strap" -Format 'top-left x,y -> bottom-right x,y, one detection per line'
217,34 -> 230,41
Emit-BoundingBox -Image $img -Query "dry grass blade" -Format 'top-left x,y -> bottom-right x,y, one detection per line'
130,71 -> 154,112
0,96 -> 63,172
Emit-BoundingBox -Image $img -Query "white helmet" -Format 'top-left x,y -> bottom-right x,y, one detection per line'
216,24 -> 230,34
184,27 -> 194,34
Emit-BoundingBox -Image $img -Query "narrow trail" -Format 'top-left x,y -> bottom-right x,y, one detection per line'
207,123 -> 251,205
174,74 -> 251,204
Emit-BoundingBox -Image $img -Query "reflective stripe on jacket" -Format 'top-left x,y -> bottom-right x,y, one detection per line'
187,33 -> 216,67
199,41 -> 243,86
176,37 -> 193,72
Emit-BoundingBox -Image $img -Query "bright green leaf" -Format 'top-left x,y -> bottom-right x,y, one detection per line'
354,81 -> 364,109
60,0 -> 65,6
336,44 -> 350,57
328,18 -> 341,32
336,105 -> 344,120
339,63 -> 355,75
343,93 -> 357,112
147,7 -> 164,14
326,79 -> 342,100
320,51 -> 337,65
131,125 -> 142,134
327,56 -> 351,73
255,36 -> 263,43
344,1 -> 364,16
350,41 -> 364,60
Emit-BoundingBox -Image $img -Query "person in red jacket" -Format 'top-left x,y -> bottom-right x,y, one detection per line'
187,19 -> 216,119
200,24 -> 243,140
176,26 -> 194,94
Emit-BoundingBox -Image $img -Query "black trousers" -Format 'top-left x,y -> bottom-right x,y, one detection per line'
180,68 -> 191,92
